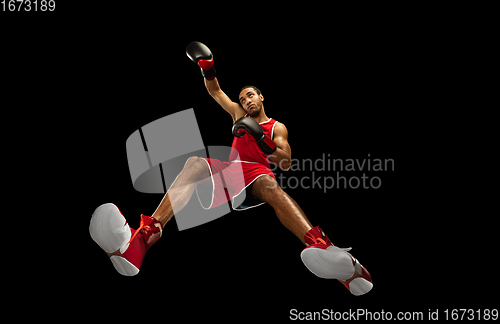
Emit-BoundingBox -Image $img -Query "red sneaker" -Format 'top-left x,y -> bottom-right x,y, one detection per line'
90,203 -> 162,276
300,226 -> 373,296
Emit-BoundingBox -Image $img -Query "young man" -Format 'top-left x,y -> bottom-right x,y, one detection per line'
89,41 -> 373,296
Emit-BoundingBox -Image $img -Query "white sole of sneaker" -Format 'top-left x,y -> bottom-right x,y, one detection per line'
300,246 -> 355,280
110,256 -> 140,276
90,203 -> 138,276
349,278 -> 373,296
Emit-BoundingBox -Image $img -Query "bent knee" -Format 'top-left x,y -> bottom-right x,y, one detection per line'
184,156 -> 210,179
252,175 -> 282,201
255,175 -> 280,190
185,156 -> 203,166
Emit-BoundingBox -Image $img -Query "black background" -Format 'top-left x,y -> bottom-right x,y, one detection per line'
3,2 -> 496,322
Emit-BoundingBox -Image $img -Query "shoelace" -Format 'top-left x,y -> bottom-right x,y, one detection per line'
305,232 -> 352,251
305,232 -> 327,245
127,215 -> 151,245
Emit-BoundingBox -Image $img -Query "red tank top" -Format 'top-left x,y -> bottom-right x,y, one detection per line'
229,116 -> 278,168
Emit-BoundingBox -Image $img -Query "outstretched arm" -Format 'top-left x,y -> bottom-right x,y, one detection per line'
186,41 -> 245,123
205,78 -> 246,123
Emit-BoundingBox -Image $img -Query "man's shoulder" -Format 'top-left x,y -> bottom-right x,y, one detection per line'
273,121 -> 288,135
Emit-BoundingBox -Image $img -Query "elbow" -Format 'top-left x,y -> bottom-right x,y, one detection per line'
279,159 -> 291,171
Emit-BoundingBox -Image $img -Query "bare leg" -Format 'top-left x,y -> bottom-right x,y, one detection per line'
251,175 -> 313,245
152,156 -> 211,226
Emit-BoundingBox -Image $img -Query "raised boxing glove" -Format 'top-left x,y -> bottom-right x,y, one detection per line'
186,41 -> 216,80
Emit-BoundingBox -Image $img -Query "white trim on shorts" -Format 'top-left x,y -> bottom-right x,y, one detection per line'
231,174 -> 273,211
195,158 -> 273,211
195,157 -> 215,210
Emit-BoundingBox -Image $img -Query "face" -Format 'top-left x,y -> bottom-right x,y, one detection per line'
239,88 -> 264,117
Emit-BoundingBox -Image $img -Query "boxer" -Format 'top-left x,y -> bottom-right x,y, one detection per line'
89,42 -> 372,295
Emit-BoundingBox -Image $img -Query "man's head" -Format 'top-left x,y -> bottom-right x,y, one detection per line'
238,86 -> 264,117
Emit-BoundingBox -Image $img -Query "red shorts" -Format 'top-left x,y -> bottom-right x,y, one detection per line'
196,158 -> 275,210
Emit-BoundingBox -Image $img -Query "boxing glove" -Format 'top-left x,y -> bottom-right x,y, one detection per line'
186,41 -> 216,80
232,117 -> 277,155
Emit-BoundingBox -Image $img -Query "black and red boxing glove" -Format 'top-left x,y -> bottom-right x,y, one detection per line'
232,117 -> 277,155
186,41 -> 216,80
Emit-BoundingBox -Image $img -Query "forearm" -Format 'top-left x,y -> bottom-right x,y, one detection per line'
269,147 -> 291,171
205,77 -> 222,96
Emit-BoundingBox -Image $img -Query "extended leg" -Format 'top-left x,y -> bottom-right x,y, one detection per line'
250,175 -> 373,295
251,175 -> 313,245
89,156 -> 211,276
152,156 -> 211,226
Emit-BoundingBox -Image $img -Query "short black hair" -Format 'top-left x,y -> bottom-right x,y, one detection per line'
239,85 -> 262,96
